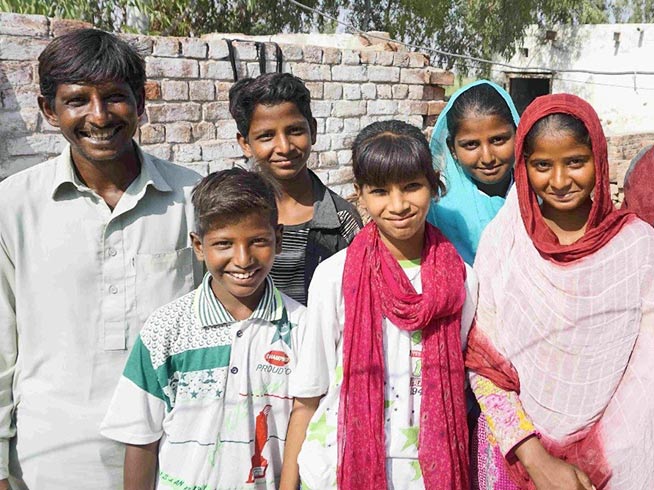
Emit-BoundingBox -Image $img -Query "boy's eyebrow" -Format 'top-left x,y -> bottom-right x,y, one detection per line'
250,119 -> 310,134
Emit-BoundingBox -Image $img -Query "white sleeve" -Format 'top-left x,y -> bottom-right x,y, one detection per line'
0,230 -> 16,479
100,335 -> 166,445
289,253 -> 345,398
460,263 -> 479,350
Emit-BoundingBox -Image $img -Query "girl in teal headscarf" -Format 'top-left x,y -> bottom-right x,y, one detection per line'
427,80 -> 520,264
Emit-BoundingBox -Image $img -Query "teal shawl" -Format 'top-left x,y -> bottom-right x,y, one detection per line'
426,80 -> 520,264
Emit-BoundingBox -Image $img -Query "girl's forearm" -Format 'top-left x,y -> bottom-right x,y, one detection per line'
279,397 -> 321,490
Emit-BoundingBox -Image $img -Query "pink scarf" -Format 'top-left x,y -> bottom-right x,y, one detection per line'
338,222 -> 469,489
466,326 -> 611,489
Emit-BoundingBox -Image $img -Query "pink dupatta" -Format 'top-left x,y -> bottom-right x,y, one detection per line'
466,95 -> 654,489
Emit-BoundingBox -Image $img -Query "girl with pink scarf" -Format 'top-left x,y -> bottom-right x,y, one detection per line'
281,120 -> 477,489
466,94 -> 654,489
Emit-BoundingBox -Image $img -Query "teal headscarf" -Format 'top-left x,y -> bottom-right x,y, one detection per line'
426,80 -> 520,265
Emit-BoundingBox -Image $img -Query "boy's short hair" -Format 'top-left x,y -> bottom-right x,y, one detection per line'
192,167 -> 279,236
228,73 -> 313,137
38,29 -> 146,104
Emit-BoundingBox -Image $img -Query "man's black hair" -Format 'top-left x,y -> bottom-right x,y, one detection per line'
38,29 -> 146,103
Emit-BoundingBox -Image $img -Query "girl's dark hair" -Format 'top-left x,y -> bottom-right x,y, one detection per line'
446,83 -> 516,140
192,167 -> 279,237
38,29 -> 146,104
523,113 -> 591,157
228,73 -> 314,137
352,120 -> 445,196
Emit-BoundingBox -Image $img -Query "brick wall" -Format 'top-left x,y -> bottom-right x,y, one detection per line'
0,13 -> 452,195
2,13 -> 648,201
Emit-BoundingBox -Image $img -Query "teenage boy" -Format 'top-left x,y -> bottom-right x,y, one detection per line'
101,168 -> 306,490
0,29 -> 201,489
229,73 -> 362,306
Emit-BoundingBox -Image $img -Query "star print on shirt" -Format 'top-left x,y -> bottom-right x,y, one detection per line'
271,319 -> 296,347
306,413 -> 336,447
410,460 -> 422,481
401,426 -> 419,450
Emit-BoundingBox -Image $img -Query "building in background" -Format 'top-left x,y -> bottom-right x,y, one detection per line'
494,23 -> 654,135
493,23 -> 654,200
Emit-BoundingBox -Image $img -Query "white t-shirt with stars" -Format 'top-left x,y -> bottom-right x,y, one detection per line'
101,273 -> 306,490
290,249 -> 477,490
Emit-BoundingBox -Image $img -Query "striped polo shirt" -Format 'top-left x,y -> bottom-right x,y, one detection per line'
101,272 -> 306,490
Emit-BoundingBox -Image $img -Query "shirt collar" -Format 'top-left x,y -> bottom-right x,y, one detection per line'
196,272 -> 284,328
309,170 -> 342,229
51,143 -> 172,199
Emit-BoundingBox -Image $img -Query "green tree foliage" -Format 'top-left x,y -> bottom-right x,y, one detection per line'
0,0 -> 129,31
0,0 -> 340,35
0,0 -> 642,71
611,0 -> 654,22
347,0 -> 609,70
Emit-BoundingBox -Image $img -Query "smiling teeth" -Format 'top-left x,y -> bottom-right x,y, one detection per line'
83,128 -> 118,140
229,271 -> 257,280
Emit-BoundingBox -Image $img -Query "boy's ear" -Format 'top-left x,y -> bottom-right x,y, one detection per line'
310,117 -> 318,145
190,232 -> 204,261
236,132 -> 253,158
135,87 -> 146,117
274,224 -> 283,254
38,95 -> 60,128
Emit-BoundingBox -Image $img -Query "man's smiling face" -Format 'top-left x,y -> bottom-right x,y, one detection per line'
39,80 -> 144,168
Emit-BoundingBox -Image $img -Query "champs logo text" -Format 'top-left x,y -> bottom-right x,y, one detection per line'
264,350 -> 290,366
256,350 -> 292,375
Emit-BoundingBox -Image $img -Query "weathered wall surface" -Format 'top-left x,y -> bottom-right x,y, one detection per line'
0,13 -> 451,195
607,132 -> 654,203
495,23 -> 654,137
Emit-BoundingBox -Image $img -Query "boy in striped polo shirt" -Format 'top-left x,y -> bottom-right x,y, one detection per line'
101,168 -> 306,490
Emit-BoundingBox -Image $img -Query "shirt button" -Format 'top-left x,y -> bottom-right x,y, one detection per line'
236,330 -> 243,337
230,367 -> 238,374
108,248 -> 117,257
109,285 -> 118,294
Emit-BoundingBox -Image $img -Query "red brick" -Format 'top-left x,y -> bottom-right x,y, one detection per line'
427,100 -> 447,116
428,69 -> 454,86
144,81 -> 161,100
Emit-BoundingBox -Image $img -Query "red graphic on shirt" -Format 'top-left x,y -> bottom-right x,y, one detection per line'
246,404 -> 272,483
265,350 -> 290,366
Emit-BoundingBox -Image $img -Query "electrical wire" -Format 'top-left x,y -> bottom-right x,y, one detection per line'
553,76 -> 654,91
286,0 -> 654,76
